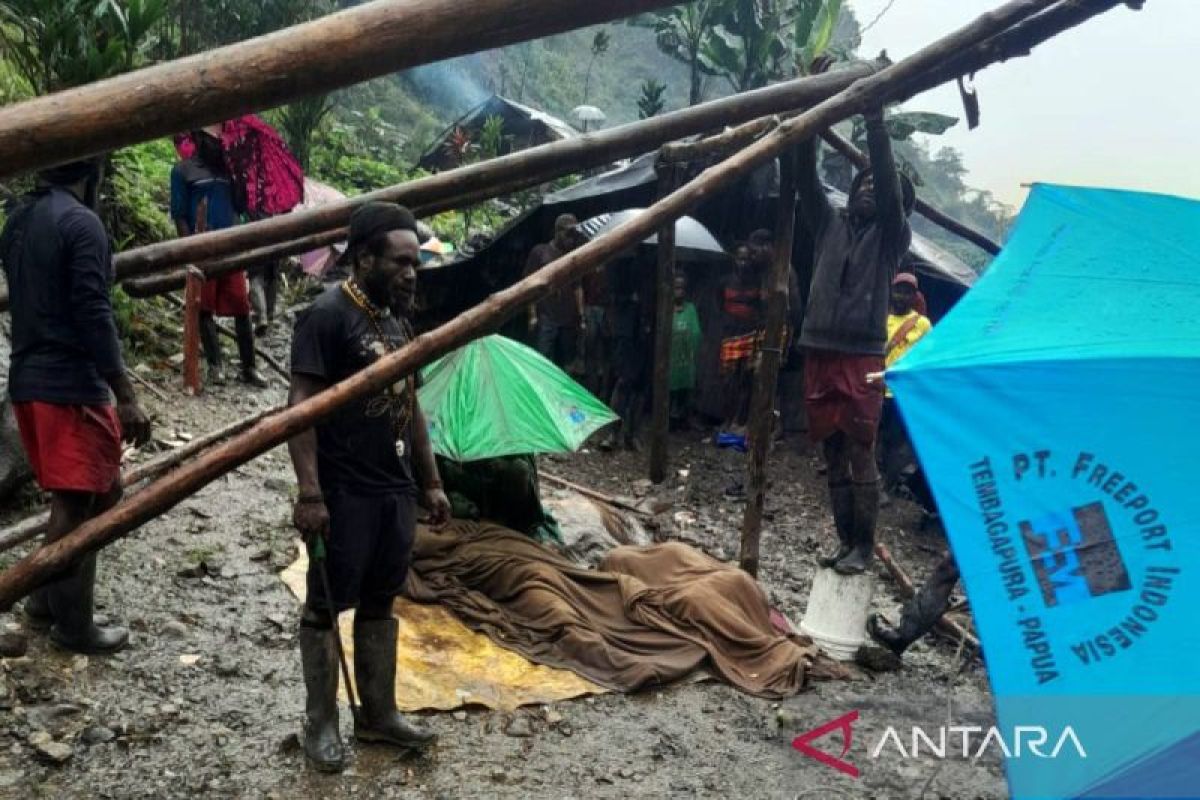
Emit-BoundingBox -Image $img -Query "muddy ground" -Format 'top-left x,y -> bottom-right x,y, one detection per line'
0,330 -> 1007,799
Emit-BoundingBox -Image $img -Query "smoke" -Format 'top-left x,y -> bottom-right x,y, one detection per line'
404,56 -> 491,116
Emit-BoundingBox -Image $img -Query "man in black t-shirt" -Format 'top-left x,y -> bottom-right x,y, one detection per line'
288,202 -> 451,772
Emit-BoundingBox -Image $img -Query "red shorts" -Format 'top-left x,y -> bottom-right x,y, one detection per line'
201,270 -> 251,317
14,402 -> 122,493
804,349 -> 885,444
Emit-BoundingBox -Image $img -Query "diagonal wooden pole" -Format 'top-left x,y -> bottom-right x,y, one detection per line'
0,0 -> 1141,609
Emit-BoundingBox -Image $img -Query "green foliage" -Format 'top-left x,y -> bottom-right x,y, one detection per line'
0,0 -> 167,92
631,2 -> 722,105
478,115 -> 505,161
638,79 -> 668,119
798,0 -> 842,69
277,93 -> 333,170
105,138 -> 175,249
582,28 -> 612,104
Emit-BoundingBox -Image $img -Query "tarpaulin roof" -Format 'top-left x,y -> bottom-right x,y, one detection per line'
418,95 -> 578,172
890,184 -> 1200,799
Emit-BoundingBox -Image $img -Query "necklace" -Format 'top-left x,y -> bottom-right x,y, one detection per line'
341,278 -> 416,456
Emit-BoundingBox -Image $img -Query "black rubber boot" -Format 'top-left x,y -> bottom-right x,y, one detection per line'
834,480 -> 879,575
48,553 -> 129,655
353,618 -> 436,749
234,315 -> 269,388
818,481 -> 855,568
868,554 -> 961,655
199,313 -> 226,385
23,587 -> 53,630
299,625 -> 347,773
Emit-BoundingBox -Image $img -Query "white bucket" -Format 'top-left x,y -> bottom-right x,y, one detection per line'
799,568 -> 875,661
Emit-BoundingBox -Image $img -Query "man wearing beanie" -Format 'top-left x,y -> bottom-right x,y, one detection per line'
1,158 -> 152,654
796,100 -> 914,576
287,200 -> 451,772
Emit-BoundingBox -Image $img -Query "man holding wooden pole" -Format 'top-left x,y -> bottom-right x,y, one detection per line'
0,159 -> 151,654
796,96 -> 915,576
287,202 -> 451,771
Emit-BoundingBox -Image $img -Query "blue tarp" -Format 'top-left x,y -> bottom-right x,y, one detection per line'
889,184 -> 1200,799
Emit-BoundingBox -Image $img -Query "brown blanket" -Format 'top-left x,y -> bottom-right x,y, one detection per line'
404,522 -> 832,698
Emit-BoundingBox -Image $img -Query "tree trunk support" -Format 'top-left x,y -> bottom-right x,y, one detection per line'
182,267 -> 204,395
648,163 -> 680,485
738,152 -> 797,577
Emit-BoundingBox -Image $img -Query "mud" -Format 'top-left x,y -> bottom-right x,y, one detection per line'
0,341 -> 1007,798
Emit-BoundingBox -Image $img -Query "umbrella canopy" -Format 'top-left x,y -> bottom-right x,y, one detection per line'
296,178 -> 347,277
572,105 -> 606,123
578,209 -> 727,263
889,184 -> 1200,799
418,335 -> 617,462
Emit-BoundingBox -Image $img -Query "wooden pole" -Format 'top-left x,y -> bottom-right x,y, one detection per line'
0,0 -> 680,180
83,66 -> 883,290
738,151 -> 797,577
0,407 -> 279,553
648,163 -> 679,485
0,0 -> 1135,609
182,267 -> 204,395
540,472 -> 653,518
819,129 -> 1002,255
163,293 -> 290,387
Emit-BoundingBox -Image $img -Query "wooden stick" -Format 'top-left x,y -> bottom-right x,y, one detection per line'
875,543 -> 980,651
182,267 -> 204,394
739,151 -> 797,578
819,129 -> 1002,255
0,0 -> 680,180
126,369 -> 168,404
0,0 -> 1129,610
659,117 -> 779,164
540,472 -> 653,518
648,163 -> 680,485
0,407 -> 279,553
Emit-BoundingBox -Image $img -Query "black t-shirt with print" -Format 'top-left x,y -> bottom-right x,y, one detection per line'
290,285 -> 416,496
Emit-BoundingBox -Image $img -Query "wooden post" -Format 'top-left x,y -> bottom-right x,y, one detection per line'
738,152 -> 797,578
182,267 -> 204,395
0,0 -> 681,180
648,163 -> 679,485
0,0 -> 1136,609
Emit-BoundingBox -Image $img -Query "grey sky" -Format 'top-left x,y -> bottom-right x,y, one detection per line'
854,0 -> 1195,209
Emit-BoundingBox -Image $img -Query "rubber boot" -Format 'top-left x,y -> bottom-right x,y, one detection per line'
868,554 -> 961,656
48,553 -> 129,654
818,481 -> 855,568
199,313 -> 226,385
834,480 -> 879,575
234,315 -> 269,388
23,587 -> 53,630
299,625 -> 347,773
353,618 -> 436,749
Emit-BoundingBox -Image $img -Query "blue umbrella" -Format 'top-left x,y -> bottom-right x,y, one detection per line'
889,184 -> 1200,799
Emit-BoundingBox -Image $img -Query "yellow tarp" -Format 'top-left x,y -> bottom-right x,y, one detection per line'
282,541 -> 605,712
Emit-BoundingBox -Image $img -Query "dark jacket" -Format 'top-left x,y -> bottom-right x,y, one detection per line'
797,116 -> 911,356
1,187 -> 123,404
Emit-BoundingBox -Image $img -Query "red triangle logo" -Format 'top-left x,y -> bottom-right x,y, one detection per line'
791,710 -> 860,778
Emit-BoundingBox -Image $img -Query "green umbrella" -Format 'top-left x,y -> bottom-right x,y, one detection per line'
418,335 -> 617,462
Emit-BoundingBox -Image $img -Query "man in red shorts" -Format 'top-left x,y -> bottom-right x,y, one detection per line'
796,105 -> 914,575
1,159 -> 152,653
171,126 -> 269,388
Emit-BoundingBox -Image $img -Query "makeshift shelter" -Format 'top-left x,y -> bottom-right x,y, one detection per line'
420,151 -> 978,420
891,184 -> 1200,799
418,94 -> 579,172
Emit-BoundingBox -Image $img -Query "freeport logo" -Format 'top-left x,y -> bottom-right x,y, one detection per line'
791,711 -> 1087,778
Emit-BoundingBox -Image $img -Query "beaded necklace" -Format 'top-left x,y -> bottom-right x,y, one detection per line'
341,278 -> 416,456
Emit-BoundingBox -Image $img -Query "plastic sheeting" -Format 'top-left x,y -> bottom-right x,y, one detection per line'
890,184 -> 1200,799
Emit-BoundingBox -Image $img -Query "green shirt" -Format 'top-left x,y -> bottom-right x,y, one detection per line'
669,302 -> 702,391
